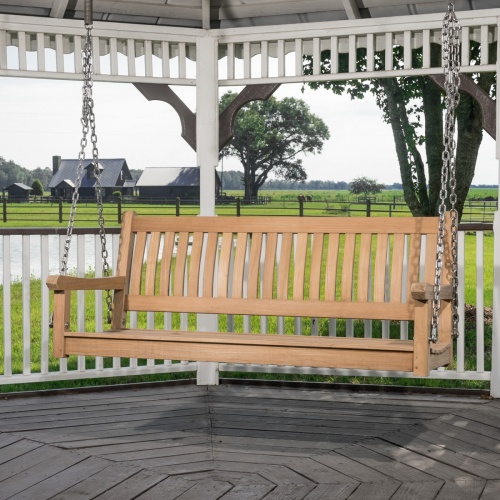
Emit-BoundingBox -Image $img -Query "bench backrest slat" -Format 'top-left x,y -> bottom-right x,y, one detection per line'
310,233 -> 324,301
325,233 -> 339,301
357,234 -> 372,302
390,234 -> 405,303
115,213 -> 452,324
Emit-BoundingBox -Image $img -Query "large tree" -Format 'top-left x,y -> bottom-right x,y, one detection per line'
304,41 -> 496,219
220,92 -> 330,199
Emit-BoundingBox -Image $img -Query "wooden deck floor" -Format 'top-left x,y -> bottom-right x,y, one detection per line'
0,382 -> 499,499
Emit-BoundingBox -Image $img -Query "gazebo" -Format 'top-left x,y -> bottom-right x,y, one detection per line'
1,1 -> 499,380
1,3 -> 500,496
1,0 -> 499,387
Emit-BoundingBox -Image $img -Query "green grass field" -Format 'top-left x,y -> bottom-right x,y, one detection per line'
1,188 -> 497,227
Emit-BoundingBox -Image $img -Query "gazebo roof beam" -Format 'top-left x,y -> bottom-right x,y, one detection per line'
342,0 -> 361,20
50,0 -> 69,19
202,0 -> 210,29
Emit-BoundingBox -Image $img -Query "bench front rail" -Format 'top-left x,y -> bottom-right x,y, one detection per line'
47,213 -> 454,377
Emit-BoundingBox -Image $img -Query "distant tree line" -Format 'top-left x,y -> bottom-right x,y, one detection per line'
0,157 -> 53,191
218,169 -> 406,191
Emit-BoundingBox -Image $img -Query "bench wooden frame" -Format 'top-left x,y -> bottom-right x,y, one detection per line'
47,212 -> 453,377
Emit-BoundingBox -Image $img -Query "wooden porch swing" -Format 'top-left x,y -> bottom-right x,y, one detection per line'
47,2 -> 460,378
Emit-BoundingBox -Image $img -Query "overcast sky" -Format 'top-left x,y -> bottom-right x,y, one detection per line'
0,76 -> 498,185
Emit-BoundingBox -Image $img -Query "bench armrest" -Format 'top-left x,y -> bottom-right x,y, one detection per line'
46,275 -> 127,291
411,282 -> 453,301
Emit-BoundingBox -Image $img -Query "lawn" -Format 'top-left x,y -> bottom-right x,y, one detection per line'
0,187 -> 497,227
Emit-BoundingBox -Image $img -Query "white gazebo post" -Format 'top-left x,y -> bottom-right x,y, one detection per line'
490,27 -> 500,397
195,31 -> 219,385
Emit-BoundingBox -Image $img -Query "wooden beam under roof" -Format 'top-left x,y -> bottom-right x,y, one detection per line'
202,0 -> 210,29
342,0 -> 361,20
217,0 -> 343,20
50,0 -> 69,18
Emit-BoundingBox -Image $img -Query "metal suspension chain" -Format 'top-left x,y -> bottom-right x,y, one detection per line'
59,1 -> 113,323
431,1 -> 460,343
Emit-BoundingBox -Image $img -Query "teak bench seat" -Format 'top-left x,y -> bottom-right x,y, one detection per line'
47,212 -> 453,377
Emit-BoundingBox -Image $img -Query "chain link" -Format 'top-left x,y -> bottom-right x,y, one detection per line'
431,2 -> 460,343
59,23 -> 113,324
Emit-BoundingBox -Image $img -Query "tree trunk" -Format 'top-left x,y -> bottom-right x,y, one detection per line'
422,77 -> 444,213
379,78 -> 429,216
454,93 -> 483,219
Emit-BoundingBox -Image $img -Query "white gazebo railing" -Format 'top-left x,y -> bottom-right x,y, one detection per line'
0,225 -> 494,386
1,10 -> 499,85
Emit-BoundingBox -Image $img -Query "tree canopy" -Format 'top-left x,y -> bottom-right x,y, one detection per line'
349,177 -> 385,197
31,179 -> 44,196
220,92 -> 330,199
304,40 -> 496,220
0,157 -> 52,191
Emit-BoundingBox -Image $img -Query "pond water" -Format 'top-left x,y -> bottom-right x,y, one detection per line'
0,234 -> 113,285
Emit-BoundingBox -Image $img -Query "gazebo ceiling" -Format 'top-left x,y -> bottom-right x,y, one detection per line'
0,1 -> 497,29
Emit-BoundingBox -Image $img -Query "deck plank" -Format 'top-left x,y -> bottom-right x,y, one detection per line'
356,437 -> 480,481
285,457 -> 357,483
434,480 -> 486,500
174,480 -> 233,500
256,484 -> 314,500
218,482 -> 275,500
339,480 -> 400,500
0,433 -> 22,448
303,483 -> 359,500
133,476 -> 195,500
480,480 -> 500,500
390,481 -> 444,500
0,444 -> 62,482
0,384 -> 495,499
424,419 -> 500,455
408,424 -> 500,467
336,443 -> 438,482
381,430 -> 500,479
0,439 -> 43,466
395,427 -> 500,479
91,469 -> 168,500
0,448 -> 87,499
9,457 -> 113,500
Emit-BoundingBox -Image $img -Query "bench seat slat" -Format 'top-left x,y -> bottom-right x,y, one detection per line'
124,296 -> 415,321
65,330 -> 415,349
63,331 -> 417,371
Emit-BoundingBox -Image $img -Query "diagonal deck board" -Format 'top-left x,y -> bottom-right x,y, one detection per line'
0,383 -> 499,499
